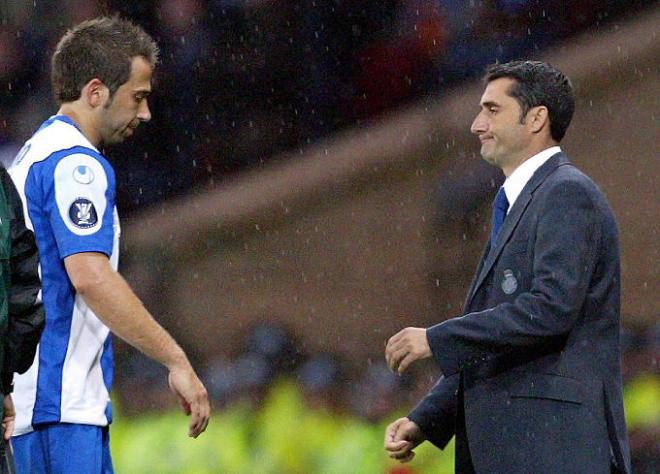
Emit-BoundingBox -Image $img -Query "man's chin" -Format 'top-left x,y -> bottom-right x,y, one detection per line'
480,151 -> 497,166
102,135 -> 127,147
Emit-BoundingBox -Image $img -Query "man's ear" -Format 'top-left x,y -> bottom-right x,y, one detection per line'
526,105 -> 549,134
81,78 -> 109,108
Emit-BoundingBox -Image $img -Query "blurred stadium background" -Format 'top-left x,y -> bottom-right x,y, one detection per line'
1,1 -> 658,472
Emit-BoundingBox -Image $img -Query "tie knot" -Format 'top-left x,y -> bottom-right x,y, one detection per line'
494,187 -> 509,213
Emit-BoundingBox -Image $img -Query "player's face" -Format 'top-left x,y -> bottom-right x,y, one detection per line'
98,56 -> 153,145
470,77 -> 531,172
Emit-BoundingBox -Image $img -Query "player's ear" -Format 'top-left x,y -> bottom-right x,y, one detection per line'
82,79 -> 110,108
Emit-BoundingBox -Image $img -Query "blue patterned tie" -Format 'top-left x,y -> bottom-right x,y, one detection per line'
490,187 -> 509,248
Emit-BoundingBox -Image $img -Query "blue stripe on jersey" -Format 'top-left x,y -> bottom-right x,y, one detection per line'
102,336 -> 114,424
36,115 -> 83,134
31,285 -> 75,424
25,145 -> 116,426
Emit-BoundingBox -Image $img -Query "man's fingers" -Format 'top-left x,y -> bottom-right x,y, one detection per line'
385,330 -> 406,359
188,390 -> 211,438
386,349 -> 400,373
3,420 -> 14,440
384,418 -> 408,447
389,449 -> 416,463
387,330 -> 404,347
386,441 -> 411,455
189,402 -> 201,437
397,352 -> 417,374
188,406 -> 202,437
169,369 -> 210,438
385,341 -> 405,371
385,439 -> 409,452
384,418 -> 418,463
384,419 -> 402,445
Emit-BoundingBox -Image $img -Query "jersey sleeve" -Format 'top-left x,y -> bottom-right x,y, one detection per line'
42,150 -> 116,259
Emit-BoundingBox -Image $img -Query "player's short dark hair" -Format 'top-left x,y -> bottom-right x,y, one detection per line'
52,16 -> 159,105
484,60 -> 575,142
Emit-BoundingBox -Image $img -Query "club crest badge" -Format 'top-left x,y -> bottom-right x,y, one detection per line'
501,269 -> 518,295
69,198 -> 98,228
73,165 -> 95,184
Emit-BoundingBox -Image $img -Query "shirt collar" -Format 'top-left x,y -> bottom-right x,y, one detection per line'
502,146 -> 561,212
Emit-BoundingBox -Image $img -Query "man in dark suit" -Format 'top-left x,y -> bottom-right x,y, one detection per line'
383,61 -> 631,473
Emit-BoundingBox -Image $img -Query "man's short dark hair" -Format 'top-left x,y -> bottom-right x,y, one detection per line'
51,16 -> 159,105
484,60 -> 575,142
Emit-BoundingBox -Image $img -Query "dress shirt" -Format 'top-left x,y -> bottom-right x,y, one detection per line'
502,146 -> 561,213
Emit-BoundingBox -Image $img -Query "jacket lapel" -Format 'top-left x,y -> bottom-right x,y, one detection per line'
465,152 -> 570,307
463,241 -> 491,312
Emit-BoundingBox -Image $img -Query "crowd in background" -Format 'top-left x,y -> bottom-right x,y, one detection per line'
0,0 -> 650,213
115,320 -> 659,472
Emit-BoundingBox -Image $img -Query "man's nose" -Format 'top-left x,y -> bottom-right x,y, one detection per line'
138,100 -> 151,122
470,113 -> 486,135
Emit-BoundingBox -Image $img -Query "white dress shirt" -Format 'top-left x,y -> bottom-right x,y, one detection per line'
502,146 -> 561,213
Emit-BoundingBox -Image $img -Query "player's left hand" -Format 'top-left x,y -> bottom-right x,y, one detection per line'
385,327 -> 432,374
3,395 -> 15,440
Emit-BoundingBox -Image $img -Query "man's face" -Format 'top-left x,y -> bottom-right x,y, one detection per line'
470,77 -> 531,170
98,56 -> 153,146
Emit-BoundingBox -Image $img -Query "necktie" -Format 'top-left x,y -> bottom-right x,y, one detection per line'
490,187 -> 509,248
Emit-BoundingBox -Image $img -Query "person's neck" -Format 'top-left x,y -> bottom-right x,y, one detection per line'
57,104 -> 101,147
502,140 -> 557,177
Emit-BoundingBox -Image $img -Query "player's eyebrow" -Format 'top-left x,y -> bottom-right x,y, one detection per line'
134,88 -> 151,97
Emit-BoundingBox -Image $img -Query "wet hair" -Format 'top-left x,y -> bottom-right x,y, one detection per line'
484,60 -> 575,142
51,16 -> 159,105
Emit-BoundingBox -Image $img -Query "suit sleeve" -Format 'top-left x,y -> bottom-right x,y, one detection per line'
407,373 -> 459,450
0,167 -> 45,393
426,179 -> 602,376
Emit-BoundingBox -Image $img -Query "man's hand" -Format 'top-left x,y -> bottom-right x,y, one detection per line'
3,395 -> 15,440
384,417 -> 426,463
385,327 -> 432,374
168,365 -> 211,438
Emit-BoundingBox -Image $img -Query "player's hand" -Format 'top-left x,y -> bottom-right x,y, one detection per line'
384,417 -> 426,463
385,327 -> 432,374
3,395 -> 15,440
168,365 -> 211,438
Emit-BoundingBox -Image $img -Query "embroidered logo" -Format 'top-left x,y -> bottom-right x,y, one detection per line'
501,269 -> 518,295
72,165 -> 95,184
69,198 -> 98,228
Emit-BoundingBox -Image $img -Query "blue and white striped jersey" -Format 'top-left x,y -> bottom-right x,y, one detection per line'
9,115 -> 119,436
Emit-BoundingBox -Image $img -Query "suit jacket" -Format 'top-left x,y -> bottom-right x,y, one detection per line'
408,153 -> 631,473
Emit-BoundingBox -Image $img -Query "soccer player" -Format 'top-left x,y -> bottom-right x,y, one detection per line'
8,17 -> 210,473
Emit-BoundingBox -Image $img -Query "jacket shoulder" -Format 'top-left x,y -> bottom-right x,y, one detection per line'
538,161 -> 618,231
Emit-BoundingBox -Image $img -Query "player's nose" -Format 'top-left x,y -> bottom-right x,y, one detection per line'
138,99 -> 151,122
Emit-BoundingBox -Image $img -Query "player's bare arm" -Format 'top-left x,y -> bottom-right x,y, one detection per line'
64,252 -> 210,438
